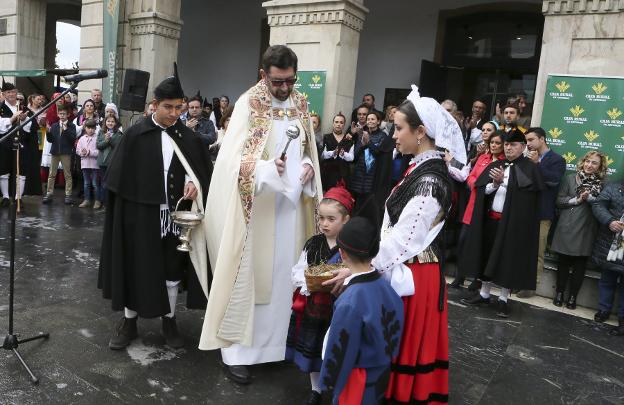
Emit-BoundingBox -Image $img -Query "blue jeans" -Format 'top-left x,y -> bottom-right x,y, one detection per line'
598,269 -> 624,318
82,168 -> 101,201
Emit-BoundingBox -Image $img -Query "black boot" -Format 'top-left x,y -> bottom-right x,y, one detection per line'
161,316 -> 184,349
461,294 -> 490,306
467,279 -> 481,292
565,295 -> 577,310
225,364 -> 251,385
553,291 -> 564,307
449,277 -> 464,289
594,310 -> 610,323
496,300 -> 510,318
305,390 -> 322,405
109,316 -> 138,350
609,318 -> 624,336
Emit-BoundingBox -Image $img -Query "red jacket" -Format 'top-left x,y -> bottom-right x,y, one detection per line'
462,152 -> 505,225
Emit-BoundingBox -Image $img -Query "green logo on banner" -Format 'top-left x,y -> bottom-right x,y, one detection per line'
542,75 -> 624,180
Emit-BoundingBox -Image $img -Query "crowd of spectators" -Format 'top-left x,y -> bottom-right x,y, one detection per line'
0,81 -> 622,336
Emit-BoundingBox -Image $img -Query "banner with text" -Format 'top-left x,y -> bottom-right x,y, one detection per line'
102,0 -> 120,104
541,74 -> 624,181
294,71 -> 327,119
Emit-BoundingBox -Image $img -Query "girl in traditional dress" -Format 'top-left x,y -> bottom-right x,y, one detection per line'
325,86 -> 466,404
287,182 -> 354,405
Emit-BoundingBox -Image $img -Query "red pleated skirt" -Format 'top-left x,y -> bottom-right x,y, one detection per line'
385,262 -> 449,404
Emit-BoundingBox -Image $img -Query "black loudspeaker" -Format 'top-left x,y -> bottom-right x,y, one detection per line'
119,69 -> 150,112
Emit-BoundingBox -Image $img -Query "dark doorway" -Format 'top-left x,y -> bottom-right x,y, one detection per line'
421,10 -> 543,117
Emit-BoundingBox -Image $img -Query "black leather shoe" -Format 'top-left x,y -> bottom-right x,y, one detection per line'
449,277 -> 464,289
0,198 -> 9,208
461,294 -> 490,306
553,291 -> 564,307
496,300 -> 510,318
109,316 -> 138,350
467,279 -> 481,292
161,316 -> 184,349
609,318 -> 624,336
565,295 -> 577,310
42,195 -> 52,204
594,310 -> 610,323
225,365 -> 251,385
305,390 -> 322,405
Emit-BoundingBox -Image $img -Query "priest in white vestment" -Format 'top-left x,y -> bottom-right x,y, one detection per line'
200,45 -> 322,384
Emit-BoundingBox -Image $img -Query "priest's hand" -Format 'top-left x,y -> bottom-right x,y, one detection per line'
489,167 -> 504,185
322,267 -> 352,296
183,181 -> 198,200
275,157 -> 286,176
300,163 -> 314,185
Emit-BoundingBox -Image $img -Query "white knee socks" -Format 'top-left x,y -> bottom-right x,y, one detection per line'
124,307 -> 138,319
165,280 -> 180,318
0,175 -> 8,198
499,288 -> 510,302
0,175 -> 26,199
480,282 -> 492,299
310,372 -> 321,393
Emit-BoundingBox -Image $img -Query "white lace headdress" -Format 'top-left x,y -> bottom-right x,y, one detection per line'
406,85 -> 467,165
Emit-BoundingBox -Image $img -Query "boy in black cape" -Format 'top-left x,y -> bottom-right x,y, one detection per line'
98,63 -> 213,349
460,129 -> 544,317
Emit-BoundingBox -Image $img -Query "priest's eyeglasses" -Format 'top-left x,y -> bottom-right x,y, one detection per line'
267,76 -> 298,87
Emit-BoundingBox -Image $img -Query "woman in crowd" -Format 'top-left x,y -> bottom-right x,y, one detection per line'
320,113 -> 354,191
349,111 -> 394,225
550,151 -> 607,309
96,114 -> 123,205
382,105 -> 397,135
451,126 -> 504,289
310,113 -> 323,153
209,105 -> 233,163
590,173 -> 624,336
74,99 -> 99,136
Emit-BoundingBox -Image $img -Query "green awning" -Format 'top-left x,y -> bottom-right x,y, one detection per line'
0,70 -> 47,77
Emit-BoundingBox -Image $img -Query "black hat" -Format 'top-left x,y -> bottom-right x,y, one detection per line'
337,217 -> 380,259
154,62 -> 185,101
504,128 -> 526,143
202,97 -> 210,108
1,77 -> 16,92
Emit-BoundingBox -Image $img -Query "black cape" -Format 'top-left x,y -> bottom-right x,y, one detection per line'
0,103 -> 41,195
459,155 -> 544,290
98,116 -> 213,317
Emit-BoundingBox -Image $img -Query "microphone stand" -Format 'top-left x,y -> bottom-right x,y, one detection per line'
0,82 -> 78,384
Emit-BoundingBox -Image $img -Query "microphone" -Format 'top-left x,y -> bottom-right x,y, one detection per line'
63,69 -> 108,83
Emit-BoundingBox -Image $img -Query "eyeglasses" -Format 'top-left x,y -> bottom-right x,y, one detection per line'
267,76 -> 298,87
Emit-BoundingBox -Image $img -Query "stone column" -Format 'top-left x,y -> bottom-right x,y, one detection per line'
263,0 -> 368,133
0,0 -> 46,91
78,0 -> 105,102
532,0 -> 624,126
127,0 -> 182,102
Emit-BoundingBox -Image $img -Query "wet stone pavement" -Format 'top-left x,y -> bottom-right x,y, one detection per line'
0,196 -> 623,404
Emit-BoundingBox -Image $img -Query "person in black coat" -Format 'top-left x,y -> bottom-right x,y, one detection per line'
98,64 -> 213,350
591,180 -> 624,336
461,129 -> 544,317
517,127 -> 566,298
320,113 -> 354,190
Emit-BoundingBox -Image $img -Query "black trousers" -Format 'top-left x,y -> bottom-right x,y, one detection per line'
556,254 -> 588,296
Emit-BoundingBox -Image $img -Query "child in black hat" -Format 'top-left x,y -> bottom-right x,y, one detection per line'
320,217 -> 404,404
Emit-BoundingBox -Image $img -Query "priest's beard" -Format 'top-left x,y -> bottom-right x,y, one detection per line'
269,86 -> 292,102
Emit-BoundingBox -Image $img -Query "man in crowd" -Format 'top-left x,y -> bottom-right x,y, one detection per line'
516,127 -> 566,298
0,79 -> 39,206
182,94 -> 216,146
350,93 -> 382,124
91,88 -> 105,118
347,104 -> 369,138
461,129 -> 544,317
499,102 -> 526,133
99,64 -> 213,350
200,45 -> 322,385
463,98 -> 488,153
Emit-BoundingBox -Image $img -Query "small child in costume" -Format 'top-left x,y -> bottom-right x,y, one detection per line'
320,217 -> 404,405
287,181 -> 354,405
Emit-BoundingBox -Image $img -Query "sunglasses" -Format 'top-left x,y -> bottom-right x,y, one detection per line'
267,76 -> 298,87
